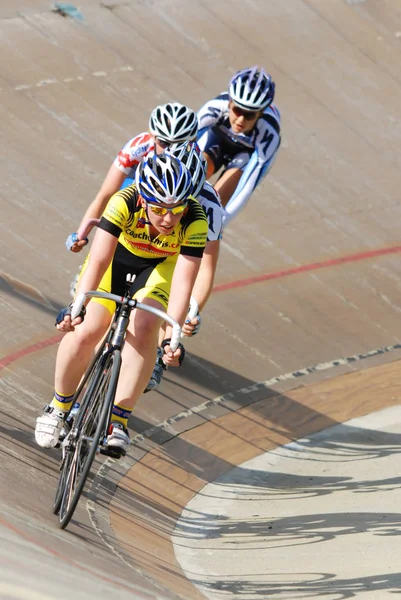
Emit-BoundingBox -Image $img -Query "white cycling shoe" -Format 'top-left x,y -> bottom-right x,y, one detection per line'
35,406 -> 66,448
106,422 -> 130,455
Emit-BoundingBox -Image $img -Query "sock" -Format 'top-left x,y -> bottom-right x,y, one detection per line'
50,390 -> 75,413
111,405 -> 132,429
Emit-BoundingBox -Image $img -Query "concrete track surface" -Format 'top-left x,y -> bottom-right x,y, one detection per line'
1,1 -> 401,598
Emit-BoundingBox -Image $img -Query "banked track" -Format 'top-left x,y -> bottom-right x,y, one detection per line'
1,1 -> 401,598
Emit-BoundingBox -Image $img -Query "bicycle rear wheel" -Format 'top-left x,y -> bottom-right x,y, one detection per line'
57,349 -> 121,529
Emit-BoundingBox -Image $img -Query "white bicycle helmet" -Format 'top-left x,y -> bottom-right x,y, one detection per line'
168,141 -> 207,199
135,151 -> 193,204
149,102 -> 198,143
229,66 -> 275,111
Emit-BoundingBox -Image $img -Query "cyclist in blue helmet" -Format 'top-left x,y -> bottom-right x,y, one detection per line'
35,153 -> 208,455
197,66 -> 281,226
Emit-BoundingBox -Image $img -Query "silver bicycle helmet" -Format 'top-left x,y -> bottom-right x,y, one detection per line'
229,66 -> 275,111
168,141 -> 207,199
149,102 -> 198,143
135,151 -> 193,204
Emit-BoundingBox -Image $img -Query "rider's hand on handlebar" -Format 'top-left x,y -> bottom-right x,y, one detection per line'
182,313 -> 201,337
161,339 -> 185,367
55,303 -> 86,332
66,233 -> 89,253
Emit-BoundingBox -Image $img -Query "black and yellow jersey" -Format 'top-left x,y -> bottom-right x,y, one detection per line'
99,184 -> 208,260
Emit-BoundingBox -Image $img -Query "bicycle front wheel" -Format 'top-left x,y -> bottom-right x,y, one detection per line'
52,342 -> 109,516
58,349 -> 121,529
53,438 -> 73,515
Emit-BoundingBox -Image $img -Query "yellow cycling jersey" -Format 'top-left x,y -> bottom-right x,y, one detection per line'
99,184 -> 208,260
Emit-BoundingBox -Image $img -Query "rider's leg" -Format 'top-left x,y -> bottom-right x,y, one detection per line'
203,151 -> 216,179
143,317 -> 170,393
113,298 -> 163,414
107,261 -> 174,449
106,298 -> 162,452
213,167 -> 243,208
143,324 -> 167,394
35,302 -> 111,448
54,302 -> 111,397
198,128 -> 223,180
136,261 -> 175,396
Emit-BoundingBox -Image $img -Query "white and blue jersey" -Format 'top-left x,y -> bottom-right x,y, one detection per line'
197,92 -> 281,226
197,181 -> 223,242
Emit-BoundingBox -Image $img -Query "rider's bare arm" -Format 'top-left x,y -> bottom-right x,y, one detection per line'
164,254 -> 202,329
77,229 -> 119,296
190,240 -> 219,311
181,242 -> 219,338
160,254 -> 201,366
58,228 -> 119,332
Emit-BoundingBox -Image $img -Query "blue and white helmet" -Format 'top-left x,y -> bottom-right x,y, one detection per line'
229,66 -> 275,111
149,102 -> 198,143
168,141 -> 207,199
135,152 -> 193,204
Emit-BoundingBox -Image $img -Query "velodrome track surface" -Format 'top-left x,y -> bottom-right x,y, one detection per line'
1,0 -> 401,598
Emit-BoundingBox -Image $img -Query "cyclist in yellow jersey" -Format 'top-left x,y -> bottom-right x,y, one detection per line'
35,153 -> 207,454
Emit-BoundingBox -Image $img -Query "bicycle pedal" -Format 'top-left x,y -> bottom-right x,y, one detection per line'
100,446 -> 126,459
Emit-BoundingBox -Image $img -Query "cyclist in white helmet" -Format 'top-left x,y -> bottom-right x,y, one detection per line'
146,140 -> 224,392
35,153 -> 208,454
197,66 -> 281,226
65,102 -> 198,254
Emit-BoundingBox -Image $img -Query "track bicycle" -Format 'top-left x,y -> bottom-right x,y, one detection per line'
53,274 -> 182,530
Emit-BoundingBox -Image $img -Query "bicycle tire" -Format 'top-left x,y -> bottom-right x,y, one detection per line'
52,342 -> 111,515
58,349 -> 121,529
53,443 -> 73,515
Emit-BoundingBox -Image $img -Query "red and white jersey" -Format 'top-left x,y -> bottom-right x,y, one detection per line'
113,132 -> 155,178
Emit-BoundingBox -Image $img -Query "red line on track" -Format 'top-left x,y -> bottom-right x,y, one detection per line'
0,334 -> 62,372
2,244 -> 401,371
212,245 -> 401,292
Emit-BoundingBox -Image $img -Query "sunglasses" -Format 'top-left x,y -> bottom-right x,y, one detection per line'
147,202 -> 188,216
230,104 -> 260,121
